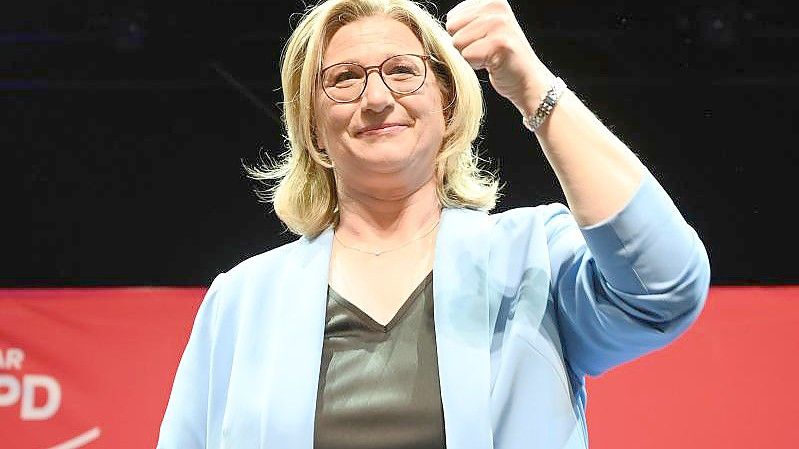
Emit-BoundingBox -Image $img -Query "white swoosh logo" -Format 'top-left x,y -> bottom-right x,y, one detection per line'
45,427 -> 101,449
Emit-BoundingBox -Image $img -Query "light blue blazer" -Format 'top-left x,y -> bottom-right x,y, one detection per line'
157,172 -> 710,449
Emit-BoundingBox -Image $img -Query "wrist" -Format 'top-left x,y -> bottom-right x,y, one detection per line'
514,65 -> 556,117
521,77 -> 567,133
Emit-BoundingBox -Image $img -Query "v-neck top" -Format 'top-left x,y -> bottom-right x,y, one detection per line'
313,271 -> 446,449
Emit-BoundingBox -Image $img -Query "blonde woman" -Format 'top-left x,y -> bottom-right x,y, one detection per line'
157,0 -> 709,448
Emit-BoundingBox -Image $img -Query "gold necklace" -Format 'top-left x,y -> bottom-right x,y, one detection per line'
333,218 -> 441,256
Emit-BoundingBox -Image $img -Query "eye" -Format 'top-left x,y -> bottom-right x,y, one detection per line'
386,63 -> 421,77
383,55 -> 424,79
388,64 -> 416,74
323,64 -> 364,88
334,70 -> 360,84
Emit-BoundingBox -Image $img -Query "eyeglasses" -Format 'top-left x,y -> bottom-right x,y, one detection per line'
319,54 -> 437,103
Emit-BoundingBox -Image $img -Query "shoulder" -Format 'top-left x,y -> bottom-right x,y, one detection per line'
448,203 -> 583,249
203,236 -> 308,310
222,236 -> 305,280
443,204 -> 584,300
466,203 -> 579,240
491,203 -> 572,228
446,202 -> 570,224
447,202 -> 576,241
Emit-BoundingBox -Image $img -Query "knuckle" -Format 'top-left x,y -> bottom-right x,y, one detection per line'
483,13 -> 501,26
451,34 -> 467,51
492,35 -> 511,52
486,0 -> 509,14
461,48 -> 482,67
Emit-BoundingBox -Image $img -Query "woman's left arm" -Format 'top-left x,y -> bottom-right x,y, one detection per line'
446,0 -> 645,226
449,0 -> 710,377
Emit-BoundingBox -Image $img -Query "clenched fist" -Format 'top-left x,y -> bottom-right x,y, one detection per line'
446,0 -> 554,116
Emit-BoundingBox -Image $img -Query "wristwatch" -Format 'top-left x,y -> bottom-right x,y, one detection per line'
522,77 -> 567,132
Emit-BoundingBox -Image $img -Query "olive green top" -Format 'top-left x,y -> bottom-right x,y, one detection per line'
314,271 -> 446,449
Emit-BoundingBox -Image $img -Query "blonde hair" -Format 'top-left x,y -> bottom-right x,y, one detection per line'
248,0 -> 500,238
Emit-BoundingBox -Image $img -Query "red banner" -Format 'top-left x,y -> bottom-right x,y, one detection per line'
1,286 -> 797,448
586,286 -> 799,448
0,288 -> 204,449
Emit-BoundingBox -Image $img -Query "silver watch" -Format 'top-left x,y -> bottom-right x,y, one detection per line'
522,77 -> 567,132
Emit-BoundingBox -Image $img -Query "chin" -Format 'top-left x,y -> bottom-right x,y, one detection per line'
353,143 -> 414,167
358,158 -> 412,175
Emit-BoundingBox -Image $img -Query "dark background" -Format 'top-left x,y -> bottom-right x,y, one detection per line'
6,0 -> 797,286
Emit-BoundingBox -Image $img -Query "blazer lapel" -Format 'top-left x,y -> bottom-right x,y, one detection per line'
434,207 -> 494,449
260,208 -> 494,449
261,228 -> 333,448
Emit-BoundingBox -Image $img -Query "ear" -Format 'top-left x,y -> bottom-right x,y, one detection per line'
309,130 -> 334,168
311,118 -> 325,150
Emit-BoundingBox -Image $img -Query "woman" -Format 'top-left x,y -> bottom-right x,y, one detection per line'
157,0 -> 710,448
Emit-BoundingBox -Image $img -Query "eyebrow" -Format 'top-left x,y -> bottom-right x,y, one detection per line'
321,51 -> 423,68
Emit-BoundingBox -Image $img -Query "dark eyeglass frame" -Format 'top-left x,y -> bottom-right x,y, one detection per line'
319,53 -> 441,103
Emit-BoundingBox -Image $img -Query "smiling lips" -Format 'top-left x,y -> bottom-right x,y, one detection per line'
356,123 -> 409,136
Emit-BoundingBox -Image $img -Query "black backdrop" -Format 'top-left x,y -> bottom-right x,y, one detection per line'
7,1 -> 798,286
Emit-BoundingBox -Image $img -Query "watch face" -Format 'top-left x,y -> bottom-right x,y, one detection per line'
523,77 -> 566,132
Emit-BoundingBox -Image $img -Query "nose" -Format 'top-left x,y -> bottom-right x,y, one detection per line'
360,68 -> 394,113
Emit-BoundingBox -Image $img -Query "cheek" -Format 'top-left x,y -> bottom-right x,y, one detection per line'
425,82 -> 447,131
421,93 -> 447,140
324,104 -> 355,131
314,107 -> 348,147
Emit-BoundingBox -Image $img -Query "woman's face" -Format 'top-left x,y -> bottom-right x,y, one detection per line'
314,15 -> 446,197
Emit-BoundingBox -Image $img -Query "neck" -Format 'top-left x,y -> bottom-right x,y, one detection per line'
335,174 -> 441,247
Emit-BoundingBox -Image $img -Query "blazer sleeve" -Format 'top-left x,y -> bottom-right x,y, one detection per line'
156,272 -> 227,449
546,171 -> 710,378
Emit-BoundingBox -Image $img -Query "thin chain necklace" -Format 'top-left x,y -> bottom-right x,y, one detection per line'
334,217 -> 441,256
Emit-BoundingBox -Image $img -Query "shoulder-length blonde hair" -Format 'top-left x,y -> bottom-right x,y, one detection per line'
248,0 -> 500,238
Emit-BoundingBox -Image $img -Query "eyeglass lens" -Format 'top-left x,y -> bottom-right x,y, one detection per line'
321,54 -> 426,102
